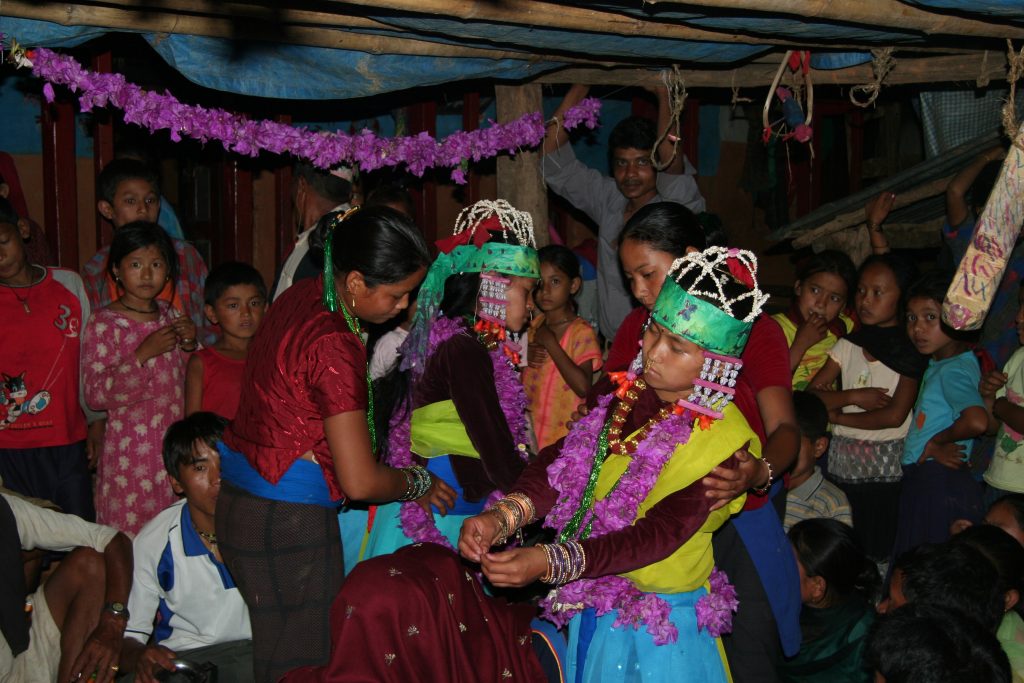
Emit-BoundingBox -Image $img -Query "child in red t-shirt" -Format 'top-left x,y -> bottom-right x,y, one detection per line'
0,197 -> 100,520
185,262 -> 267,420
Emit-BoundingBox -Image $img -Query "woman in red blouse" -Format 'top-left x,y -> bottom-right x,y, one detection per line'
215,207 -> 454,683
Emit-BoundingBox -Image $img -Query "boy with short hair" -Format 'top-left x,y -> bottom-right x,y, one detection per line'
82,158 -> 210,344
866,603 -> 1011,683
120,412 -> 252,682
184,262 -> 267,419
784,391 -> 852,531
0,196 -> 100,520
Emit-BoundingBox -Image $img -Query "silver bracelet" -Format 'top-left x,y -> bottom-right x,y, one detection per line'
398,465 -> 432,501
752,459 -> 773,496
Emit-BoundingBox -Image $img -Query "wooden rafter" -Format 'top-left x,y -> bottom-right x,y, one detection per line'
323,0 -> 1024,43
644,0 -> 1024,40
0,0 -> 606,63
536,52 -> 1007,87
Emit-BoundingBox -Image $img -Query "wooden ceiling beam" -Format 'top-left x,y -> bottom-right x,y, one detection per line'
643,0 -> 1024,40
323,0 -> 1024,45
0,0 -> 603,63
323,0 -> 938,50
535,52 -> 1007,87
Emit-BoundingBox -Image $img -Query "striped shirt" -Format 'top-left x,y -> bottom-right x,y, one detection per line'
784,468 -> 853,532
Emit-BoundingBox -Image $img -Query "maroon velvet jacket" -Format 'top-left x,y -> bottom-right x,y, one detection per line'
413,323 -> 526,501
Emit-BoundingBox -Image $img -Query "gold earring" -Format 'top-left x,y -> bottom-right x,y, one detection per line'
351,295 -> 356,311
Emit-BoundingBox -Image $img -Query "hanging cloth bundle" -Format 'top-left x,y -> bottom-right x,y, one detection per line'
944,41 -> 1024,331
761,51 -> 814,145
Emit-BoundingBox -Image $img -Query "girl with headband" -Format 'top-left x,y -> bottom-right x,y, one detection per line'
460,246 -> 770,682
363,199 -> 540,559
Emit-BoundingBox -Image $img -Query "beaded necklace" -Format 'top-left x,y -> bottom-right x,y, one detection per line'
339,299 -> 377,454
558,378 -> 666,541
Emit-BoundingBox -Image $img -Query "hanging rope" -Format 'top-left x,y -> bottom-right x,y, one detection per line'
849,48 -> 896,108
650,65 -> 687,171
730,71 -> 752,112
1002,40 -> 1024,142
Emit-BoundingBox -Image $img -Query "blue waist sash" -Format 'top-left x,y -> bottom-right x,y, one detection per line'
425,455 -> 488,515
218,441 -> 338,508
732,480 -> 802,657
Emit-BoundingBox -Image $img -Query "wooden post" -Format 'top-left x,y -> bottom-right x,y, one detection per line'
40,96 -> 79,268
495,84 -> 549,247
92,50 -> 115,251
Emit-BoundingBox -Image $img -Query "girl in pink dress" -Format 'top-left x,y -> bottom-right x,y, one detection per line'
83,222 -> 196,534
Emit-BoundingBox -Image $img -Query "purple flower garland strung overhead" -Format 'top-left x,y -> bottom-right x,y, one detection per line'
16,46 -> 602,184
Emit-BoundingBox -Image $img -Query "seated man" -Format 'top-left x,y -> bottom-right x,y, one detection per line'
1,487 -> 132,683
119,413 -> 251,682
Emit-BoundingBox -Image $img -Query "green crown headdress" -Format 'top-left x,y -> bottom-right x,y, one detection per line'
401,199 -> 540,374
651,246 -> 768,358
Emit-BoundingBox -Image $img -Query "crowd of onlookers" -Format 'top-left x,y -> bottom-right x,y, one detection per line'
1,83 -> 1023,682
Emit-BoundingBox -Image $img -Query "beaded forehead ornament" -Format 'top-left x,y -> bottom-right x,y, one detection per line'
649,246 -> 769,419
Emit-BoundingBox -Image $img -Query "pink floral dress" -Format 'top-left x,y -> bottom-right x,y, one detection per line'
82,302 -> 186,534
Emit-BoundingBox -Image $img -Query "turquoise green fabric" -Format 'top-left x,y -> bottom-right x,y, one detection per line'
776,600 -> 875,683
464,242 -> 540,279
651,277 -> 751,357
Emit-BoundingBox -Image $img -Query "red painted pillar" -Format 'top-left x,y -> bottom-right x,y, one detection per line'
92,50 -> 115,251
407,101 -> 438,246
40,96 -> 79,268
274,115 -> 294,267
219,157 -> 254,264
462,92 -> 481,206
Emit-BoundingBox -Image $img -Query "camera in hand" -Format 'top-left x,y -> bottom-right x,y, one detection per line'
154,659 -> 217,683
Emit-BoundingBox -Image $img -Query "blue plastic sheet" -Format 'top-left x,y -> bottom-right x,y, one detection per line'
3,0 -> 1022,101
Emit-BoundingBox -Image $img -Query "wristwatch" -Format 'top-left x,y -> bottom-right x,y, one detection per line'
103,601 -> 130,620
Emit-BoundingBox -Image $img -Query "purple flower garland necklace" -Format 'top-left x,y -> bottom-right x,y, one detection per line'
539,374 -> 738,645
387,315 -> 530,549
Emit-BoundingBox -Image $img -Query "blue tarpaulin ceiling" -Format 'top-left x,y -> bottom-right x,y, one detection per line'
2,1 -> 1023,100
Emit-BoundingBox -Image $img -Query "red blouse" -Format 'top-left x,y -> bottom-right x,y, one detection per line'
224,276 -> 367,500
605,306 -> 648,374
196,347 -> 245,420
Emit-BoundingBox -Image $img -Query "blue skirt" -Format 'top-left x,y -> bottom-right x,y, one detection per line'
338,504 -> 370,576
361,501 -> 470,559
566,587 -> 730,683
